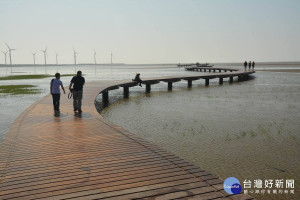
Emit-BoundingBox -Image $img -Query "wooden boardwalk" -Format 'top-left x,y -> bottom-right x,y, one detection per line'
0,69 -> 254,199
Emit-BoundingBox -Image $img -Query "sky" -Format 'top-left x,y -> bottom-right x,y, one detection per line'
0,0 -> 299,64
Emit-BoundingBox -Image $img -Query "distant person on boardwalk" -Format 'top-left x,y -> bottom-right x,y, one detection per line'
248,61 -> 251,70
252,61 -> 255,70
244,61 -> 247,71
69,71 -> 85,113
50,73 -> 66,112
132,73 -> 142,87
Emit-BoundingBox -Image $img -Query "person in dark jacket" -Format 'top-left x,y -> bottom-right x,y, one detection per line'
132,73 -> 142,87
69,71 -> 85,113
252,61 -> 255,70
248,61 -> 252,70
244,61 -> 247,71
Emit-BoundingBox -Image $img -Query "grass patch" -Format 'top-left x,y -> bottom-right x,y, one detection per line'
0,85 -> 41,95
0,74 -> 75,80
249,130 -> 257,137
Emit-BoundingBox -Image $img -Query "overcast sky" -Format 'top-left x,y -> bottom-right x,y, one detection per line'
0,0 -> 299,64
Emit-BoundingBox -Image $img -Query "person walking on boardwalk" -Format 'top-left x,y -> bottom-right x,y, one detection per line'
248,61 -> 252,70
50,73 -> 66,112
244,61 -> 247,71
132,73 -> 142,87
69,71 -> 85,113
252,61 -> 255,70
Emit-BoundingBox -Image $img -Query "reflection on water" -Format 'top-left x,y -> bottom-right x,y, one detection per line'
101,72 -> 300,200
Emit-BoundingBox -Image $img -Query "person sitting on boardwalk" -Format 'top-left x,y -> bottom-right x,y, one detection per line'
252,61 -> 255,70
132,73 -> 142,87
50,73 -> 66,112
244,61 -> 247,71
248,61 -> 252,70
69,71 -> 85,113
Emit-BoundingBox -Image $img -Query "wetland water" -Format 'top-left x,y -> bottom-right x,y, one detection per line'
101,69 -> 300,200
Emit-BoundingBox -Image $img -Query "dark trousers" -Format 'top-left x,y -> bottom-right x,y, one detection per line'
72,90 -> 83,110
52,93 -> 61,111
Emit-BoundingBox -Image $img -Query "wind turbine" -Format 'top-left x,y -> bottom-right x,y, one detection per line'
94,49 -> 97,64
56,52 -> 58,65
32,52 -> 36,73
32,52 -> 36,65
73,48 -> 78,65
55,52 -> 59,72
5,43 -> 16,65
41,47 -> 47,74
41,47 -> 47,65
1,50 -> 8,65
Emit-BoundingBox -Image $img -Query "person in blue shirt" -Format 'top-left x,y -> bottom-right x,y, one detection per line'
50,73 -> 66,112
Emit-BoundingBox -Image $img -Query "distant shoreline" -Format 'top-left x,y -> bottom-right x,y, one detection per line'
0,62 -> 300,67
256,69 -> 300,73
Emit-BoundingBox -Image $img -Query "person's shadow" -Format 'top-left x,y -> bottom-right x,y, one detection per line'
54,111 -> 68,118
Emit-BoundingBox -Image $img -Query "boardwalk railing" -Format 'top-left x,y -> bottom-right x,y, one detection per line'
99,67 -> 255,105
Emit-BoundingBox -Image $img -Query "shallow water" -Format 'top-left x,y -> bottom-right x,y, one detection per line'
101,71 -> 300,200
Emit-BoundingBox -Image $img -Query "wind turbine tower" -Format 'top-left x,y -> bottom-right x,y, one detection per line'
32,52 -> 36,65
1,50 -> 8,65
56,53 -> 58,65
94,50 -> 97,64
73,49 -> 78,65
41,47 -> 47,65
5,43 -> 16,65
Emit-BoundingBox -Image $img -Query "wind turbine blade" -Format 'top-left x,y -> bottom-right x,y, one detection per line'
5,43 -> 10,49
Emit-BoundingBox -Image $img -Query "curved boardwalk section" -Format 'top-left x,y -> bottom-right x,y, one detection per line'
0,69 -> 254,199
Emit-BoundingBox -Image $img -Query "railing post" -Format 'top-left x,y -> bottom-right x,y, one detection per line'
146,84 -> 151,93
219,77 -> 223,84
188,80 -> 192,88
229,76 -> 233,83
102,91 -> 109,104
168,82 -> 172,90
123,86 -> 129,98
205,79 -> 209,86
